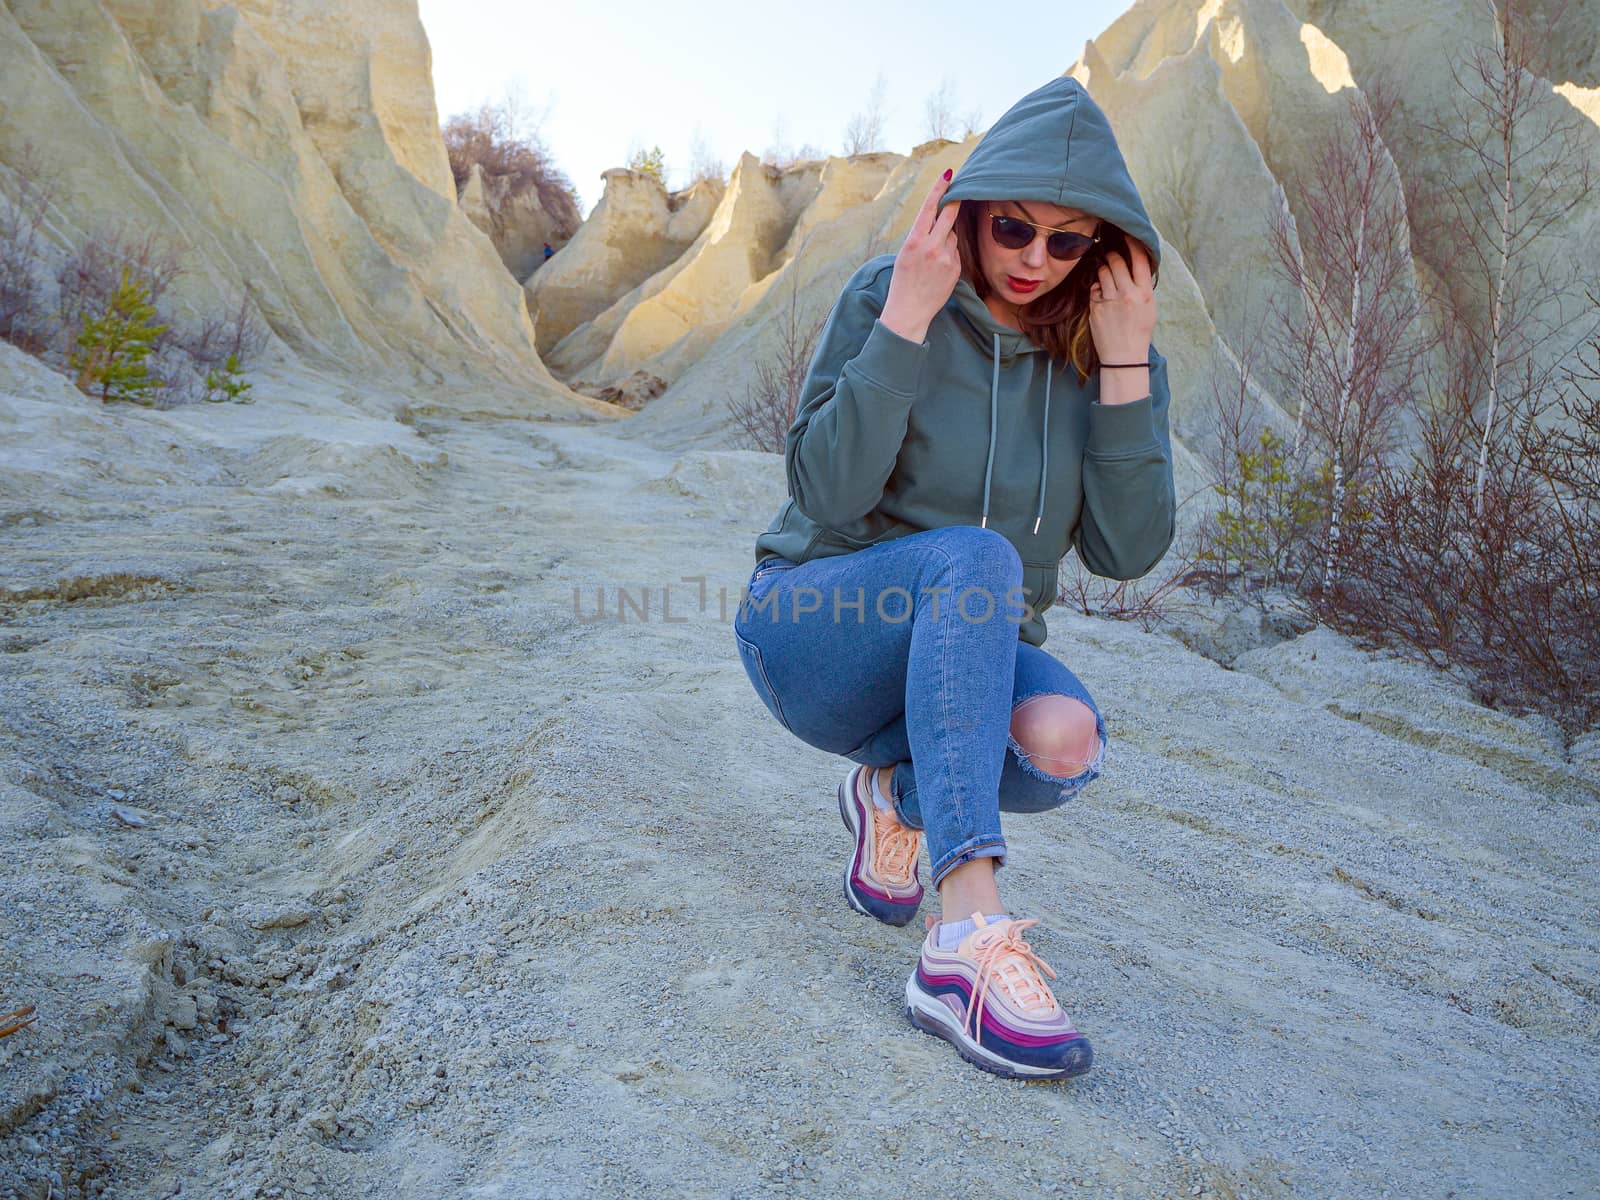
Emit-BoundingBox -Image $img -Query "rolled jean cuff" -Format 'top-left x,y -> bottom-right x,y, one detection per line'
891,791 -> 921,833
929,838 -> 1007,890
887,768 -> 922,832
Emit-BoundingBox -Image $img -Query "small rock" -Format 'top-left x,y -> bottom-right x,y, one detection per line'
305,1108 -> 339,1137
170,994 -> 198,1031
242,904 -> 316,930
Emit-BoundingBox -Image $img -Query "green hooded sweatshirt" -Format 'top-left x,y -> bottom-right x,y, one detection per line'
752,75 -> 1175,648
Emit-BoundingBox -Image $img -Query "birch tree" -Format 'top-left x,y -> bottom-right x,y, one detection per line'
1267,81 -> 1423,592
1422,0 -> 1595,519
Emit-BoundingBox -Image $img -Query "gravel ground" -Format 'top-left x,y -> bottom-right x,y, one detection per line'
1,358 -> 1597,1199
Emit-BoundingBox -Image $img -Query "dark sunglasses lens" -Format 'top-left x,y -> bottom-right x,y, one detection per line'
1046,231 -> 1095,261
990,215 -> 1034,250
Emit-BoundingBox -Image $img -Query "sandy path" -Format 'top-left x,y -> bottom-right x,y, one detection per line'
1,369 -> 1597,1200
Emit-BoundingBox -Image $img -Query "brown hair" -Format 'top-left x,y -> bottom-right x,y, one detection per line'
954,201 -> 1159,385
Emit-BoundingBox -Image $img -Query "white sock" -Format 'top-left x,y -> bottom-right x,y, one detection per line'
868,768 -> 894,813
938,913 -> 1011,949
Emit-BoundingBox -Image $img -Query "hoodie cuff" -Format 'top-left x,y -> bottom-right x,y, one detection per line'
1086,392 -> 1160,458
852,318 -> 929,395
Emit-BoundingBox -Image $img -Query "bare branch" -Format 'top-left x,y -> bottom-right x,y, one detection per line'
843,74 -> 889,156
728,272 -> 824,453
923,77 -> 958,142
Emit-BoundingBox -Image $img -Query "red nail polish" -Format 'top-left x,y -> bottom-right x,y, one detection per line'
943,168 -> 952,181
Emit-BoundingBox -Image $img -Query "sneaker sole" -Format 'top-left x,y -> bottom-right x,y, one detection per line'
837,770 -> 921,927
904,974 -> 1094,1081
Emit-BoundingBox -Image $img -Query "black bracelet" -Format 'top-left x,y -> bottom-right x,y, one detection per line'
1100,361 -> 1150,369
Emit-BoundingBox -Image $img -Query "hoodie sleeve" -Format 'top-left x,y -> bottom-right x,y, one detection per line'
785,271 -> 929,529
1072,342 -> 1177,580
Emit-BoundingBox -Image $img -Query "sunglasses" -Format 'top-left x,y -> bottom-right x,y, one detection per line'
988,213 -> 1102,262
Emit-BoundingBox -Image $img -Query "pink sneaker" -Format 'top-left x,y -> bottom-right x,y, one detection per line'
837,765 -> 924,926
906,912 -> 1093,1079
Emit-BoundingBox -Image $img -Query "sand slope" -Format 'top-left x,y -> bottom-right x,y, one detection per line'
1,355 -> 1596,1199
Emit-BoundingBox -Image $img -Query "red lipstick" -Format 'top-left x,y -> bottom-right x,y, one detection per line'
1007,276 -> 1041,294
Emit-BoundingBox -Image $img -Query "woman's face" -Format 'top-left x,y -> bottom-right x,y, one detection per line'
975,199 -> 1100,324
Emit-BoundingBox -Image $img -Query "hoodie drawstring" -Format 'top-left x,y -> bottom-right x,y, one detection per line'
1035,360 -> 1050,535
980,333 -> 1000,530
978,331 -> 1052,537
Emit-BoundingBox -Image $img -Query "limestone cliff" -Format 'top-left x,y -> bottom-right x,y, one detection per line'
546,0 -> 1599,468
1081,0 -> 1600,381
458,163 -> 571,284
0,0 -> 589,411
524,168 -> 723,358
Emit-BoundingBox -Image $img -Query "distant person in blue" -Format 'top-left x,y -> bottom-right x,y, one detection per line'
734,76 -> 1174,1081
542,241 -> 555,263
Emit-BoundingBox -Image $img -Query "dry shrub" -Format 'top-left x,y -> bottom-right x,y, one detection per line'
1310,3 -> 1600,736
0,145 -> 55,354
729,274 -> 823,453
443,100 -> 580,238
1325,308 -> 1600,735
1056,533 -> 1209,630
2,214 -> 268,407
50,228 -> 186,399
1189,331 -> 1323,597
55,227 -> 184,338
155,296 -> 269,405
177,295 -> 269,373
1179,59 -> 1600,735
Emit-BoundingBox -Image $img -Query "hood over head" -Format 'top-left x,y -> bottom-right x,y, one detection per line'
932,75 -> 1161,537
940,75 -> 1160,272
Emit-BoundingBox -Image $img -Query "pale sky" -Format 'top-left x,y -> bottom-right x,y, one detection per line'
417,1 -> 1136,216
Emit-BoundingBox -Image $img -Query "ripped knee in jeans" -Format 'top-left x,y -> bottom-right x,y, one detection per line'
1009,694 -> 1106,798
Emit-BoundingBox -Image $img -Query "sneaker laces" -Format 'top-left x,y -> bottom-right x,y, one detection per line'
965,918 -> 1060,1042
870,802 -> 921,885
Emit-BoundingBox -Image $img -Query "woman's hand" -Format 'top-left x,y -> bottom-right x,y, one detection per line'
878,170 -> 962,345
1088,239 -> 1157,363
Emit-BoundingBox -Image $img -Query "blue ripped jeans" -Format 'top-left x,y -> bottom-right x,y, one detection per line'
732,525 -> 1108,889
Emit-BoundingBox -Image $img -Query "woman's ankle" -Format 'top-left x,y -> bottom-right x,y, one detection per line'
937,857 -> 1003,922
875,765 -> 895,799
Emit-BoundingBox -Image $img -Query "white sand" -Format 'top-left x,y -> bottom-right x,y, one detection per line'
1,354 -> 1597,1199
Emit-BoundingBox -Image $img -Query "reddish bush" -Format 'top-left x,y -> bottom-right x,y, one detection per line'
1325,309 -> 1600,734
442,100 -> 580,238
55,227 -> 184,339
729,274 -> 823,454
0,145 -> 55,354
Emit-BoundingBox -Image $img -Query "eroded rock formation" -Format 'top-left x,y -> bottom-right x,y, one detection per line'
458,163 -> 571,284
0,0 -> 585,410
524,168 -> 723,357
538,0 -> 1599,471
